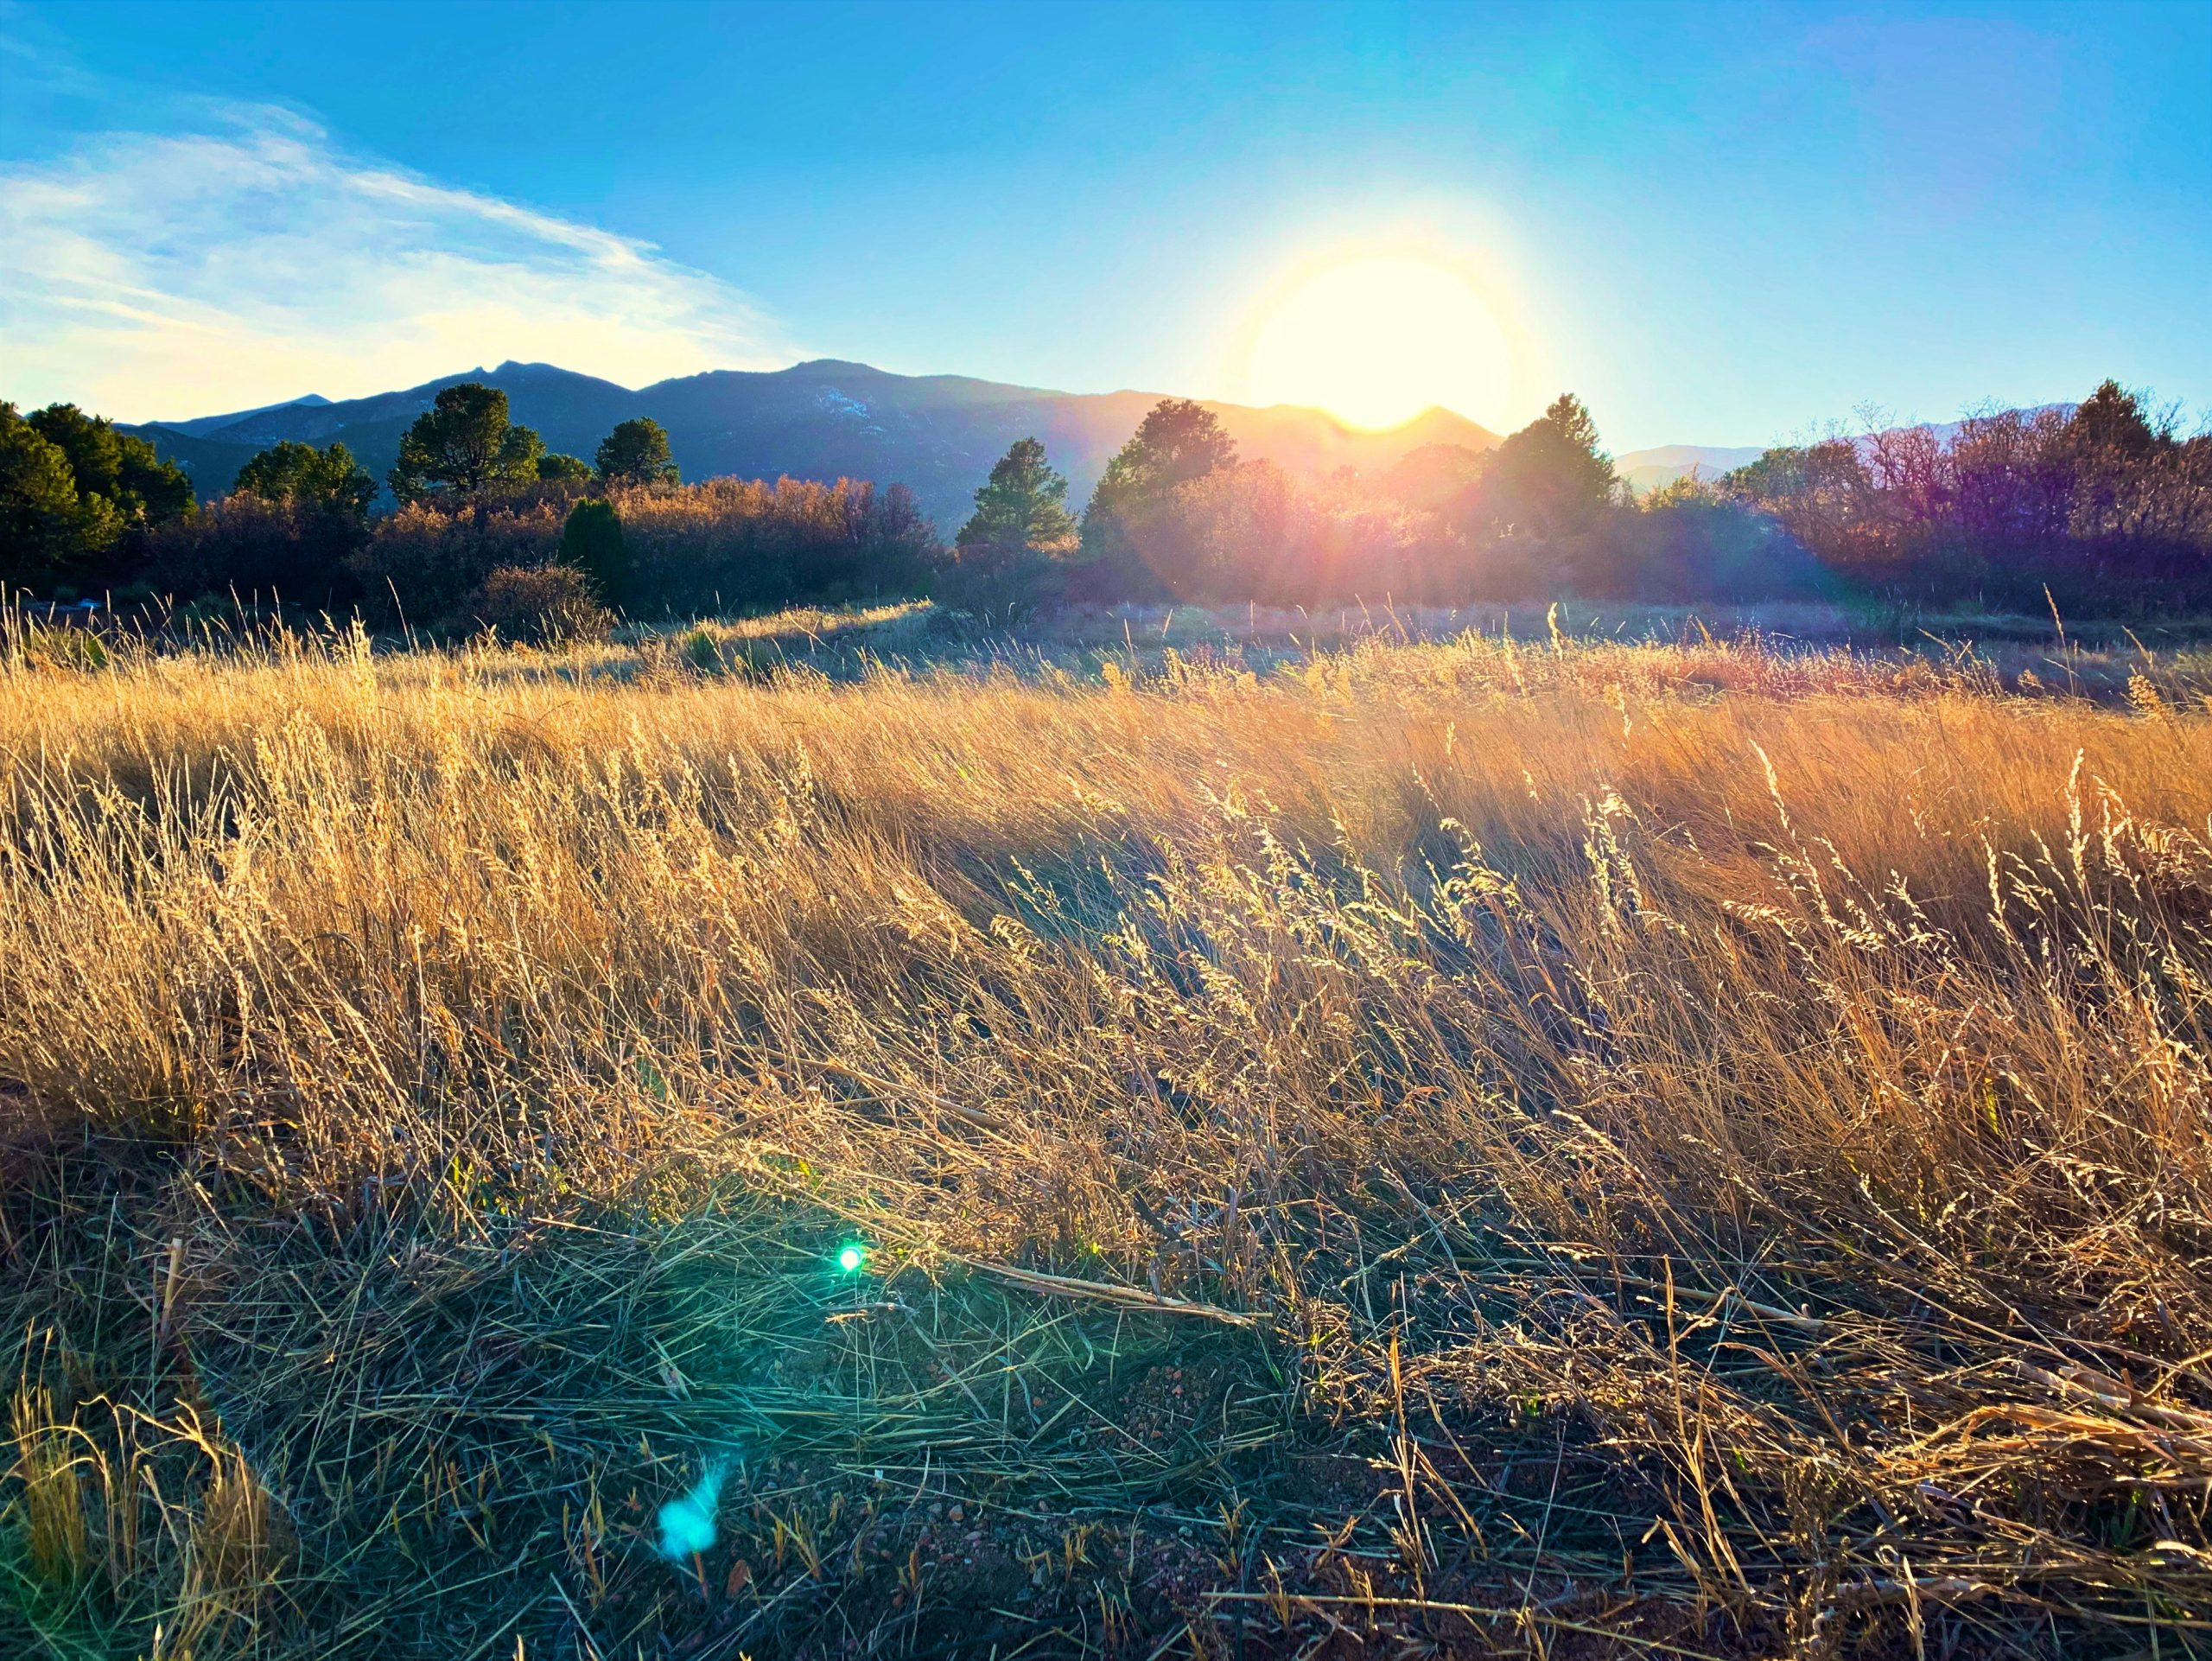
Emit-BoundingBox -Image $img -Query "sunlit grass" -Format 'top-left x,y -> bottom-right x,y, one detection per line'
0,607 -> 2207,1656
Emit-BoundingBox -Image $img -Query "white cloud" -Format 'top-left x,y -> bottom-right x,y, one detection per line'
0,104 -> 795,420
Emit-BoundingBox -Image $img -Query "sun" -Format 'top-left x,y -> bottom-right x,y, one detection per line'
1237,253 -> 1511,430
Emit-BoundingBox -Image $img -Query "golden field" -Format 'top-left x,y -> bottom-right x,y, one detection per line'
1,602 -> 2208,1658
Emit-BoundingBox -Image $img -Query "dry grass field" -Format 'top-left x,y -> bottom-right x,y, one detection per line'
2,602 -> 2209,1658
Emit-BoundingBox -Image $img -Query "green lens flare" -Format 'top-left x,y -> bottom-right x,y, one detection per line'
836,1244 -> 867,1273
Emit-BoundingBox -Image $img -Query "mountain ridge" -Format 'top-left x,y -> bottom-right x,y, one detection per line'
128,362 -> 2080,525
126,360 -> 1503,532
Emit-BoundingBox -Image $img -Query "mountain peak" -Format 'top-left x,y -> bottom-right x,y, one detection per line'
784,358 -> 889,379
488,360 -> 601,379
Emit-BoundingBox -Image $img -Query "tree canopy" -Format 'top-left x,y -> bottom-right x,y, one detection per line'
388,384 -> 548,502
0,400 -> 196,588
1083,399 -> 1236,537
1077,399 -> 1238,591
1707,379 -> 2212,608
0,404 -> 118,586
24,404 -> 195,532
234,441 -> 377,518
1462,393 -> 1618,539
2067,379 -> 2163,464
957,438 -> 1077,551
537,452 -> 594,483
595,418 -> 679,487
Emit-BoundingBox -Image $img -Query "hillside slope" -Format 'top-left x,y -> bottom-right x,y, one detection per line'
127,360 -> 1501,531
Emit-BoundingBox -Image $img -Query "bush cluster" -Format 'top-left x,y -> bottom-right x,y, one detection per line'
1715,385 -> 2212,610
336,476 -> 933,626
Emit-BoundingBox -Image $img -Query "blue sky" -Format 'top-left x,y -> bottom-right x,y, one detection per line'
1,0 -> 2207,449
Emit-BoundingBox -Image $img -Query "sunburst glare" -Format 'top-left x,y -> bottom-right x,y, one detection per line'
1236,253 -> 1513,430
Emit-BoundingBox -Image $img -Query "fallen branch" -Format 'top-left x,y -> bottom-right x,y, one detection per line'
960,1260 -> 1262,1327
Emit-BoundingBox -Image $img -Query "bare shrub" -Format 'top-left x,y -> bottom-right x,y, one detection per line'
469,563 -> 612,644
609,475 -> 934,612
346,482 -> 578,623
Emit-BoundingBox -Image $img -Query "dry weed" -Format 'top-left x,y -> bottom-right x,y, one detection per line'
0,607 -> 2206,1657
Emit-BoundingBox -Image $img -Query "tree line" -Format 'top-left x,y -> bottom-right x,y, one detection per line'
1707,384 -> 2212,611
944,379 -> 2212,614
0,401 -> 197,589
1,383 -> 931,634
4,374 -> 2207,628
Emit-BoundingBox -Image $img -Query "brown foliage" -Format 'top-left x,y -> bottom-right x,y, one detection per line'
347,476 -> 934,625
469,563 -> 613,644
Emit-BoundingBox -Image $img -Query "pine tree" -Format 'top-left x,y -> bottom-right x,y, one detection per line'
594,418 -> 679,487
558,496 -> 629,604
1079,398 -> 1236,555
0,403 -> 120,585
389,384 -> 543,501
957,438 -> 1077,551
1465,393 -> 1618,538
234,441 -> 376,517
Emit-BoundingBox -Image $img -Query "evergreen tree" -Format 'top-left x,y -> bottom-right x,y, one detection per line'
957,438 -> 1077,550
558,496 -> 629,603
25,403 -> 194,530
1464,393 -> 1618,538
595,418 -> 679,487
124,436 -> 199,529
388,384 -> 543,501
2066,379 -> 2162,463
0,402 -> 119,586
1081,399 -> 1236,550
25,404 -> 122,506
1077,399 -> 1237,595
499,424 -> 548,480
233,441 -> 376,517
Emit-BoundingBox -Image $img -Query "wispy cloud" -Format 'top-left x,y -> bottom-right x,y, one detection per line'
0,102 -> 794,420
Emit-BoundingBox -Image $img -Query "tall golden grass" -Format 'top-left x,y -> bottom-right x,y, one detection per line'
0,607 -> 2207,1657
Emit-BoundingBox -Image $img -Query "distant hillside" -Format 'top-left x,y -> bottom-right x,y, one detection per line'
159,393 -> 335,438
126,360 -> 1502,533
1614,444 -> 1767,494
